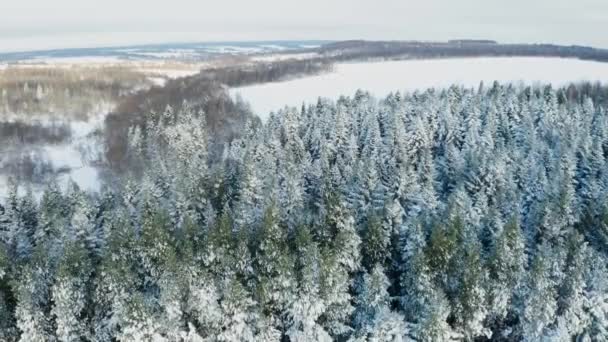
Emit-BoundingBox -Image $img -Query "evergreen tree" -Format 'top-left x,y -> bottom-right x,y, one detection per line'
51,242 -> 91,342
487,218 -> 525,324
253,205 -> 295,331
218,277 -> 259,342
452,239 -> 489,340
15,263 -> 54,342
352,265 -> 411,341
288,224 -> 331,342
362,212 -> 390,270
555,232 -> 591,338
521,243 -> 558,341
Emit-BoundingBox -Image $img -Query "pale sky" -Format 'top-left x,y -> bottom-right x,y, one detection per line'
1,0 -> 607,53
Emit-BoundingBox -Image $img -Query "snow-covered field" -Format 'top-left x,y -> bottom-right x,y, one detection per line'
250,52 -> 320,62
231,57 -> 608,119
0,114 -> 106,200
24,56 -> 126,65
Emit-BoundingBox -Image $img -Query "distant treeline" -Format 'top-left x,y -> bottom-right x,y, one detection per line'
319,40 -> 608,63
196,59 -> 333,86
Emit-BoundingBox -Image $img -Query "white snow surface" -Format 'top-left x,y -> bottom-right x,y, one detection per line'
14,56 -> 126,66
0,113 -> 107,201
134,50 -> 199,59
231,57 -> 608,119
250,53 -> 320,62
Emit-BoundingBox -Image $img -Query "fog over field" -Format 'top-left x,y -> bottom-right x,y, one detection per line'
232,57 -> 608,118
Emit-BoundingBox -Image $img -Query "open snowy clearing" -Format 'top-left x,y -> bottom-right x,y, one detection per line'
0,59 -> 205,75
250,52 -> 320,62
231,57 -> 608,119
0,114 -> 106,199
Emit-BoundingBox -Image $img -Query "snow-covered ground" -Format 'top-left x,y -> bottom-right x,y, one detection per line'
0,113 -> 107,200
250,52 -> 320,62
133,49 -> 200,59
1,59 -> 204,76
231,57 -> 608,119
139,66 -> 204,79
0,59 -> 204,89
0,41 -> 326,62
25,56 -> 126,65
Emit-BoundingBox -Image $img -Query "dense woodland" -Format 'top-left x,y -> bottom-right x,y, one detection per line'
2,82 -> 608,341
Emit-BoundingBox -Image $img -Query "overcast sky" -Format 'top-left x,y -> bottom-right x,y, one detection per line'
1,0 -> 607,53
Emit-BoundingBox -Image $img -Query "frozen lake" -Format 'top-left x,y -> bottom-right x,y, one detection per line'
231,57 -> 608,119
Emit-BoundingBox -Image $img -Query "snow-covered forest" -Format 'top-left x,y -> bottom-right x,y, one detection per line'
2,82 -> 608,341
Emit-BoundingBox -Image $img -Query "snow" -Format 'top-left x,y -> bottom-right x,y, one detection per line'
46,116 -> 105,191
44,145 -> 84,170
0,113 -> 107,201
299,44 -> 322,49
27,56 -> 126,65
205,46 -> 265,54
1,60 -> 204,82
250,53 -> 320,62
202,44 -> 295,55
139,68 -> 202,79
259,44 -> 289,51
134,49 -> 199,59
149,77 -> 167,87
231,57 -> 608,119
61,166 -> 101,193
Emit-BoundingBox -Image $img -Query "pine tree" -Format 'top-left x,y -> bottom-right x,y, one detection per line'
0,243 -> 16,339
326,192 -> 361,273
362,212 -> 390,270
157,268 -> 188,340
70,192 -> 101,256
204,208 -> 236,278
235,151 -> 264,230
583,250 -> 608,340
51,242 -> 92,342
253,205 -> 294,331
186,270 -> 222,339
452,239 -> 489,340
218,277 -> 259,342
319,245 -> 357,339
416,290 -> 460,342
117,295 -> 164,341
521,243 -> 558,341
555,232 -> 590,337
352,265 -> 411,341
35,182 -> 64,248
92,214 -> 138,342
288,224 -> 331,342
487,218 -> 525,323
15,255 -> 54,342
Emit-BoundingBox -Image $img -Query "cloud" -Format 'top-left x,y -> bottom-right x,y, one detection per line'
1,0 -> 607,52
